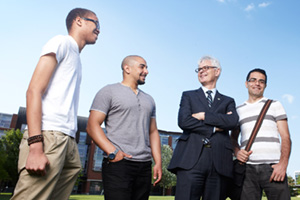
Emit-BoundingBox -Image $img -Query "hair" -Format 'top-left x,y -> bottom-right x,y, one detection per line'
66,8 -> 95,32
246,68 -> 267,84
121,55 -> 143,70
198,55 -> 222,72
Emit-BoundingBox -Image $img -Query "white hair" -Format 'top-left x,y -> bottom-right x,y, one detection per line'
198,56 -> 222,72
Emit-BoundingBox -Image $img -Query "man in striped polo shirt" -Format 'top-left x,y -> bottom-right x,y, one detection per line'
231,68 -> 291,200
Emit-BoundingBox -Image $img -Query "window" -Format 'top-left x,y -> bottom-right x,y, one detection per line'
78,132 -> 88,169
160,135 -> 169,146
171,135 -> 180,149
93,146 -> 103,171
0,113 -> 12,128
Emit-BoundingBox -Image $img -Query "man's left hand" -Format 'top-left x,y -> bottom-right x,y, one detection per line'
192,112 -> 205,120
152,163 -> 162,186
270,163 -> 287,182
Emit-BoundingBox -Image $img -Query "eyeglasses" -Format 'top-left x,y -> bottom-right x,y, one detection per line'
81,17 -> 100,30
247,78 -> 266,84
195,66 -> 217,73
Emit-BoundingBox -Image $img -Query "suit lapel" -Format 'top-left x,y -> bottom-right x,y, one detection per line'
196,88 -> 210,108
211,91 -> 222,110
195,88 -> 223,109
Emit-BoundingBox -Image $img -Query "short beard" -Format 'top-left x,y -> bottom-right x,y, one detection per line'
137,80 -> 145,85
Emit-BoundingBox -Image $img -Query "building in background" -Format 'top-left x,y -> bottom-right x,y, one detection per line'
295,171 -> 300,186
0,107 -> 181,194
0,112 -> 18,137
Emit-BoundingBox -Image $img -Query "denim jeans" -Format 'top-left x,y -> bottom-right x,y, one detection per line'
241,164 -> 290,200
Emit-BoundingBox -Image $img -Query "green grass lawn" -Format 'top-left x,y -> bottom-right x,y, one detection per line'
69,195 -> 174,200
0,194 -> 174,200
68,195 -> 300,200
1,193 -> 300,200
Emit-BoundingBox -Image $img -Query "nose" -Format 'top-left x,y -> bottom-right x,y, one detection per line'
144,67 -> 149,74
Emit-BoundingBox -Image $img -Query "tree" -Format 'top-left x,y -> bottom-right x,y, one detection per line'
287,175 -> 298,197
153,144 -> 176,196
0,142 -> 9,180
0,129 -> 23,190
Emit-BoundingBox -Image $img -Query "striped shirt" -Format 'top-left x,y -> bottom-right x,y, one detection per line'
237,97 -> 287,164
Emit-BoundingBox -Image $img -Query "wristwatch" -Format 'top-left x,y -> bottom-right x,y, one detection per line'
108,149 -> 119,161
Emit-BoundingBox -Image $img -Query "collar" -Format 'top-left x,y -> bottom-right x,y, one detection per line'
201,87 -> 217,100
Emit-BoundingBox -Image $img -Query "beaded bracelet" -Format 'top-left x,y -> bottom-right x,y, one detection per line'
27,135 -> 44,146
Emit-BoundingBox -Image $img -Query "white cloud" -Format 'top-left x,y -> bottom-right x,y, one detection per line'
259,2 -> 271,8
245,3 -> 255,12
217,0 -> 225,3
282,94 -> 294,104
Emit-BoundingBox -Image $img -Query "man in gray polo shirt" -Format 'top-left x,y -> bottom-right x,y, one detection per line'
86,55 -> 162,200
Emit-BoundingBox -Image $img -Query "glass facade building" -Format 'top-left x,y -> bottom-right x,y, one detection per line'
1,107 -> 182,194
296,171 -> 300,186
0,113 -> 13,137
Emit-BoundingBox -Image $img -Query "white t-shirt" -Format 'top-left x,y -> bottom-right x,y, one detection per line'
237,97 -> 287,164
40,35 -> 81,138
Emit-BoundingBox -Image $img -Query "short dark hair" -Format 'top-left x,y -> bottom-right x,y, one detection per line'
246,68 -> 267,84
66,8 -> 95,32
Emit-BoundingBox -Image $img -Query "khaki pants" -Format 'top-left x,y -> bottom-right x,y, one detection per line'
11,130 -> 81,200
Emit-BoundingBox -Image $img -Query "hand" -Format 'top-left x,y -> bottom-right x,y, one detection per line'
152,163 -> 162,186
214,111 -> 233,132
25,143 -> 50,176
110,150 -> 132,162
270,163 -> 287,182
192,112 -> 205,120
236,149 -> 252,163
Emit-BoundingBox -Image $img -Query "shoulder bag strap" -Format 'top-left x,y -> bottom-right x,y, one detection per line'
244,99 -> 273,152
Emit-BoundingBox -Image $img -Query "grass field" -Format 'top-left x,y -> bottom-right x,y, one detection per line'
1,193 -> 300,200
69,195 -> 174,200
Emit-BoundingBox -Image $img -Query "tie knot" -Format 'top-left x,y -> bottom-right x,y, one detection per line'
206,90 -> 212,95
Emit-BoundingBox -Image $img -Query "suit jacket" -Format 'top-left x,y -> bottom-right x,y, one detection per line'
168,88 -> 239,178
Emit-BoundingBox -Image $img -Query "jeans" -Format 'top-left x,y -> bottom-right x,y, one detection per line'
241,164 -> 290,200
102,158 -> 152,200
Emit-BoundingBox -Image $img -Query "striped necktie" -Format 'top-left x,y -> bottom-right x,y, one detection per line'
206,90 -> 213,108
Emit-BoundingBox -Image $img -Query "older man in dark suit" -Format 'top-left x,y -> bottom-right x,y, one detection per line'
168,56 -> 239,200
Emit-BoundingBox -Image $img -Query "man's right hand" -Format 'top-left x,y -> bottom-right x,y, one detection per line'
25,142 -> 50,176
236,149 -> 253,163
110,150 -> 132,163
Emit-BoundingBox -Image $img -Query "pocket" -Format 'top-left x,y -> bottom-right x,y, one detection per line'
268,163 -> 275,173
43,131 -> 68,154
109,158 -> 125,164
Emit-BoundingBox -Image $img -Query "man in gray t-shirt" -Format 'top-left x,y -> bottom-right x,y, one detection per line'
87,55 -> 162,200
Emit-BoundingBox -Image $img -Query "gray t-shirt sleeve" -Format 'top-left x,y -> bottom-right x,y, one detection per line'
90,85 -> 111,115
151,97 -> 156,118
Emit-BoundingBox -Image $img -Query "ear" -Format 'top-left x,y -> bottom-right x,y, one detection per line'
245,81 -> 248,89
123,64 -> 131,74
75,16 -> 83,28
215,68 -> 221,77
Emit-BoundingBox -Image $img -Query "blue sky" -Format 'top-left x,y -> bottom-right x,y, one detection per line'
1,0 -> 299,177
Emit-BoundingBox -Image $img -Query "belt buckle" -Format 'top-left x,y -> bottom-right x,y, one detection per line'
202,138 -> 211,148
